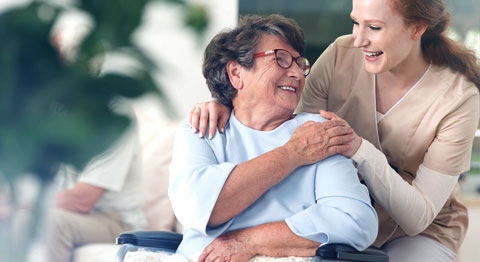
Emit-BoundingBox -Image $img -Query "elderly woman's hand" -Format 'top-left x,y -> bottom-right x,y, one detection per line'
189,101 -> 231,139
284,115 -> 356,166
319,110 -> 362,158
198,230 -> 256,262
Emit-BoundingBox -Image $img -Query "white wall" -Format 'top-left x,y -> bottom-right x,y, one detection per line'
0,0 -> 238,120
134,0 -> 239,119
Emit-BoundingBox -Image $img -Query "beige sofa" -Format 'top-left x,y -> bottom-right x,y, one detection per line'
73,107 -> 181,262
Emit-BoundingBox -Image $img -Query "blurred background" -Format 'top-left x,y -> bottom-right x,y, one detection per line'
0,0 -> 478,261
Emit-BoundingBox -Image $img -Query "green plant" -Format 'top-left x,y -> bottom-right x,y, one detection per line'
0,0 -> 208,261
470,151 -> 480,175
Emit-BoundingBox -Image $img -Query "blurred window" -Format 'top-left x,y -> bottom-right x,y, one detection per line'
239,0 -> 480,189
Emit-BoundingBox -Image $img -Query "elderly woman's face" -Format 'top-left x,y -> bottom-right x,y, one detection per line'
238,34 -> 306,114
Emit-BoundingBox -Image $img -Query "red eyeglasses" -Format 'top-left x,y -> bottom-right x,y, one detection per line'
253,49 -> 311,77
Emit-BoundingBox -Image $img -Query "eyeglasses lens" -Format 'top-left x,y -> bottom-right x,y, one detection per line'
275,50 -> 291,69
275,49 -> 310,76
296,57 -> 311,76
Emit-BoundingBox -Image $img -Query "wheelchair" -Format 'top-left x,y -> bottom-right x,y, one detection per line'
116,231 -> 388,262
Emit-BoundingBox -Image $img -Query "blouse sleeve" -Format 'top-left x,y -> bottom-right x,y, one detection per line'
168,120 -> 236,237
285,155 -> 378,251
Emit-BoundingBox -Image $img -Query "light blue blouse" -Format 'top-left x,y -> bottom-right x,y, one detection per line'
169,112 -> 378,257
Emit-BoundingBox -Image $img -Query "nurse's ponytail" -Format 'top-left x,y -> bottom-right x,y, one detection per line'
391,0 -> 480,89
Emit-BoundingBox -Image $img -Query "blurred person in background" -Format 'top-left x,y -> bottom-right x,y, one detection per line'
45,121 -> 146,262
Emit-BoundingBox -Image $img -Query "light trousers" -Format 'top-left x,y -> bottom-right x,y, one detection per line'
45,208 -> 131,262
382,235 -> 456,262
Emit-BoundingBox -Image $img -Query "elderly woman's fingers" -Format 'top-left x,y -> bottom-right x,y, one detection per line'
210,255 -> 223,262
204,252 -> 221,262
325,144 -> 351,156
198,232 -> 255,262
285,119 -> 358,166
319,110 -> 341,121
319,111 -> 352,129
199,244 -> 214,262
325,126 -> 354,140
328,133 -> 355,146
285,122 -> 329,165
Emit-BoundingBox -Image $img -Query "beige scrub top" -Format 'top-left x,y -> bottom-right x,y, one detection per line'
297,35 -> 480,253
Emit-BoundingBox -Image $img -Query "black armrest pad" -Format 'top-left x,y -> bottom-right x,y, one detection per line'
316,244 -> 388,262
116,232 -> 388,262
116,230 -> 183,250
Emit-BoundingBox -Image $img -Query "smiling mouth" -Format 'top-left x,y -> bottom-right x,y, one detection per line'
365,51 -> 383,58
277,86 -> 297,92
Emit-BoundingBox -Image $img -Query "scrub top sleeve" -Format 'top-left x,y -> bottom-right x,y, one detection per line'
169,120 -> 236,236
285,155 -> 378,251
353,136 -> 467,235
423,93 -> 479,175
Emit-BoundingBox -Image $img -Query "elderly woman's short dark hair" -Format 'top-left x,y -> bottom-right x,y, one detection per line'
203,14 -> 305,108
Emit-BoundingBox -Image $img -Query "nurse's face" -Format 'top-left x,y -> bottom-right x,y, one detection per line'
351,0 -> 421,74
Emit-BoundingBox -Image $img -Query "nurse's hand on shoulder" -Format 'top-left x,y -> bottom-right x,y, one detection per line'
285,118 -> 355,165
189,101 -> 230,139
320,110 -> 362,158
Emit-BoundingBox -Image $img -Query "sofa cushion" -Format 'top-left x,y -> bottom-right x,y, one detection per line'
136,107 -> 179,231
73,243 -> 120,262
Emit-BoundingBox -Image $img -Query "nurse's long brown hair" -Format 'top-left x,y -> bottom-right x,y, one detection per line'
390,0 -> 480,89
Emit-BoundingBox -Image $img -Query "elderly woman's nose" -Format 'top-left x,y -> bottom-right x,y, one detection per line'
287,63 -> 305,79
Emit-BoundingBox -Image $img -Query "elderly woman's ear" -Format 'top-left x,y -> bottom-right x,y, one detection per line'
227,61 -> 244,90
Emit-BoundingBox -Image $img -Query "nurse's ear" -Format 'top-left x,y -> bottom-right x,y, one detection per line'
227,61 -> 244,90
412,21 -> 428,40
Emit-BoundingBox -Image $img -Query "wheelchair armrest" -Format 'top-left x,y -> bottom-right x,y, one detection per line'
116,230 -> 183,251
314,244 -> 388,262
115,232 -> 388,262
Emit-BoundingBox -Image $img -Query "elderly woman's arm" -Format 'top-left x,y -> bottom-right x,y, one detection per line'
199,155 -> 378,262
170,119 -> 352,232
209,119 -> 353,227
198,221 -> 319,262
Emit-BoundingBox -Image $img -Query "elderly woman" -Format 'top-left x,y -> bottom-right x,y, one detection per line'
169,14 -> 378,261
